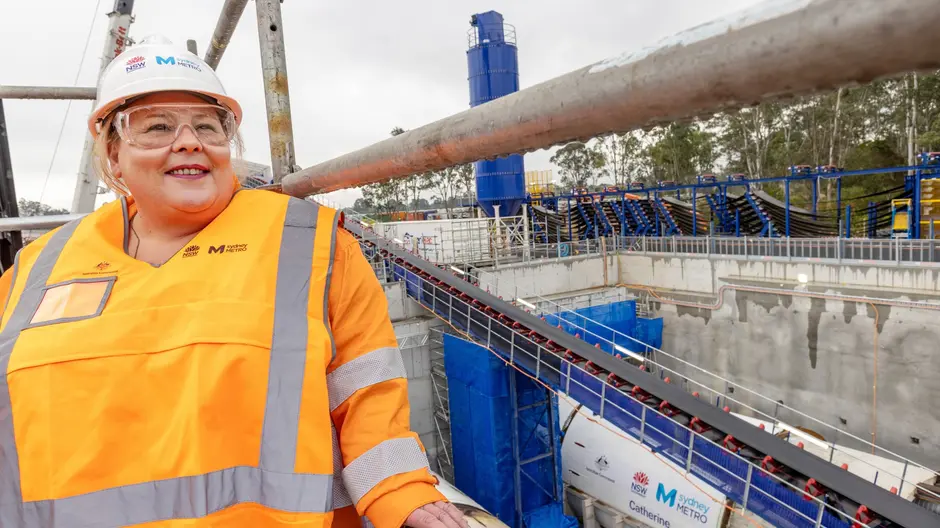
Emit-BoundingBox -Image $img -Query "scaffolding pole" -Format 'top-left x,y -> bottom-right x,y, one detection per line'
278,0 -> 940,197
256,0 -> 296,182
204,0 -> 249,70
71,0 -> 136,214
0,101 -> 23,271
0,86 -> 97,100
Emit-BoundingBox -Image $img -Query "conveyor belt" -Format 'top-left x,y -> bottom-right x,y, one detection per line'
753,190 -> 840,237
661,196 -> 708,235
345,216 -> 939,528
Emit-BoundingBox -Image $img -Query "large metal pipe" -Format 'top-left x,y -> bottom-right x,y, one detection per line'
256,0 -> 296,182
279,0 -> 940,197
204,0 -> 249,70
0,214 -> 86,233
72,0 -> 136,214
0,86 -> 96,100
0,101 -> 23,269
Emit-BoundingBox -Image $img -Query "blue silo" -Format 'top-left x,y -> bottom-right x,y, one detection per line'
467,11 -> 525,217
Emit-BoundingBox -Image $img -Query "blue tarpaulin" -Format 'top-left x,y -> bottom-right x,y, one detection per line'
522,503 -> 579,528
542,300 -> 662,356
444,334 -> 567,528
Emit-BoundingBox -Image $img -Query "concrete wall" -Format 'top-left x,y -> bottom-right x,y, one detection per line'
386,282 -> 441,469
487,253 -> 940,470
491,254 -> 618,298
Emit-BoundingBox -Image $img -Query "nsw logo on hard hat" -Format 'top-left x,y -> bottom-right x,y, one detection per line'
125,56 -> 146,73
156,56 -> 202,72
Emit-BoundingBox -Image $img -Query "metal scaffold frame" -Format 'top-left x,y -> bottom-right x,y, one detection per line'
529,158 -> 940,242
428,326 -> 454,483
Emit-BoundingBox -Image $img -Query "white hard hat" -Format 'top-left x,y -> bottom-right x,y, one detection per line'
88,35 -> 243,135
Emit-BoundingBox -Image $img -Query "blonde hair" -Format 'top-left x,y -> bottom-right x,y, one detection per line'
91,108 -> 247,196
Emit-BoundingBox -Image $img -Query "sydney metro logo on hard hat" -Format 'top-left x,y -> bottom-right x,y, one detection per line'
156,56 -> 203,72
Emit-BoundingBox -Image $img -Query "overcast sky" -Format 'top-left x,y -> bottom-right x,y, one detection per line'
1,0 -> 763,210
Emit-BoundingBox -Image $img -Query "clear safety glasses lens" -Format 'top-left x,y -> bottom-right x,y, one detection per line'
116,104 -> 237,149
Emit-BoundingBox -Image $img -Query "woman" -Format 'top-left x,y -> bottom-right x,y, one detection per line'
0,37 -> 468,528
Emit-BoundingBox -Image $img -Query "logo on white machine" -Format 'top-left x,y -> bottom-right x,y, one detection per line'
631,471 -> 649,497
594,456 -> 609,472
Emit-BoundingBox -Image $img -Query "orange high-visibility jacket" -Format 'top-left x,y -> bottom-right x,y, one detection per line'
0,189 -> 445,527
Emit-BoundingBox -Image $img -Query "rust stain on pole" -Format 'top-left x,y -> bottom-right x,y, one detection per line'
279,0 -> 940,198
256,0 -> 296,182
204,0 -> 249,70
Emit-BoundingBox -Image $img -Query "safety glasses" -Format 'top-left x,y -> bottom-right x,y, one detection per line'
114,103 -> 237,149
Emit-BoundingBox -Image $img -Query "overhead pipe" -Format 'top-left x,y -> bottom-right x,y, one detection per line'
0,86 -> 96,100
0,214 -> 86,232
277,0 -> 940,197
204,0 -> 249,70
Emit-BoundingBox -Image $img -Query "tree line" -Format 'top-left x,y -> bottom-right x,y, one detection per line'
551,71 -> 940,210
356,71 -> 940,215
354,127 -> 476,217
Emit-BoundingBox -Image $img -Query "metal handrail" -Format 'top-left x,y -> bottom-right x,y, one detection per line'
467,22 -> 517,48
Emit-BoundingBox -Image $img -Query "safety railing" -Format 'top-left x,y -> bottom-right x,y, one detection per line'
445,262 -> 940,505
351,227 -> 887,528
467,22 -> 517,48
416,231 -> 940,268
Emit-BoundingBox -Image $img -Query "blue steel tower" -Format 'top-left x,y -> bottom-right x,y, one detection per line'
467,11 -> 525,217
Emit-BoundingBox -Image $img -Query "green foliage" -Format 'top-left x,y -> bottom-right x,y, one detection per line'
643,123 -> 717,184
17,199 -> 68,217
549,142 -> 606,189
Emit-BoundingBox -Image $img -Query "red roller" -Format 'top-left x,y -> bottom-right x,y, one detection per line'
804,478 -> 825,501
761,456 -> 782,474
722,435 -> 744,453
690,417 -> 711,434
853,505 -> 873,528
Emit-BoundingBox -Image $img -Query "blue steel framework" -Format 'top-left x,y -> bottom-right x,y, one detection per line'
346,217 -> 940,528
531,154 -> 940,240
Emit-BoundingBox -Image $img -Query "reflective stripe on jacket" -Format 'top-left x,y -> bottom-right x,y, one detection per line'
0,190 -> 444,527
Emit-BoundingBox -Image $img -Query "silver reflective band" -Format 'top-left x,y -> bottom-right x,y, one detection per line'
261,197 -> 319,472
28,466 -> 332,528
342,437 -> 431,505
0,219 -> 81,528
331,422 -> 354,509
324,208 -> 340,360
327,347 -> 407,411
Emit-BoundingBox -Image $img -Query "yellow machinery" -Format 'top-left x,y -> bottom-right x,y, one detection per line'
891,198 -> 912,238
921,179 -> 940,238
525,170 -> 556,204
526,170 -> 555,194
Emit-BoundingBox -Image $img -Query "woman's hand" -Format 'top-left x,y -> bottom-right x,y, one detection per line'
404,501 -> 470,528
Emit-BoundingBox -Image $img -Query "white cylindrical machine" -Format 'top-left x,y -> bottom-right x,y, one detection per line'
433,472 -> 511,528
559,399 -> 728,528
